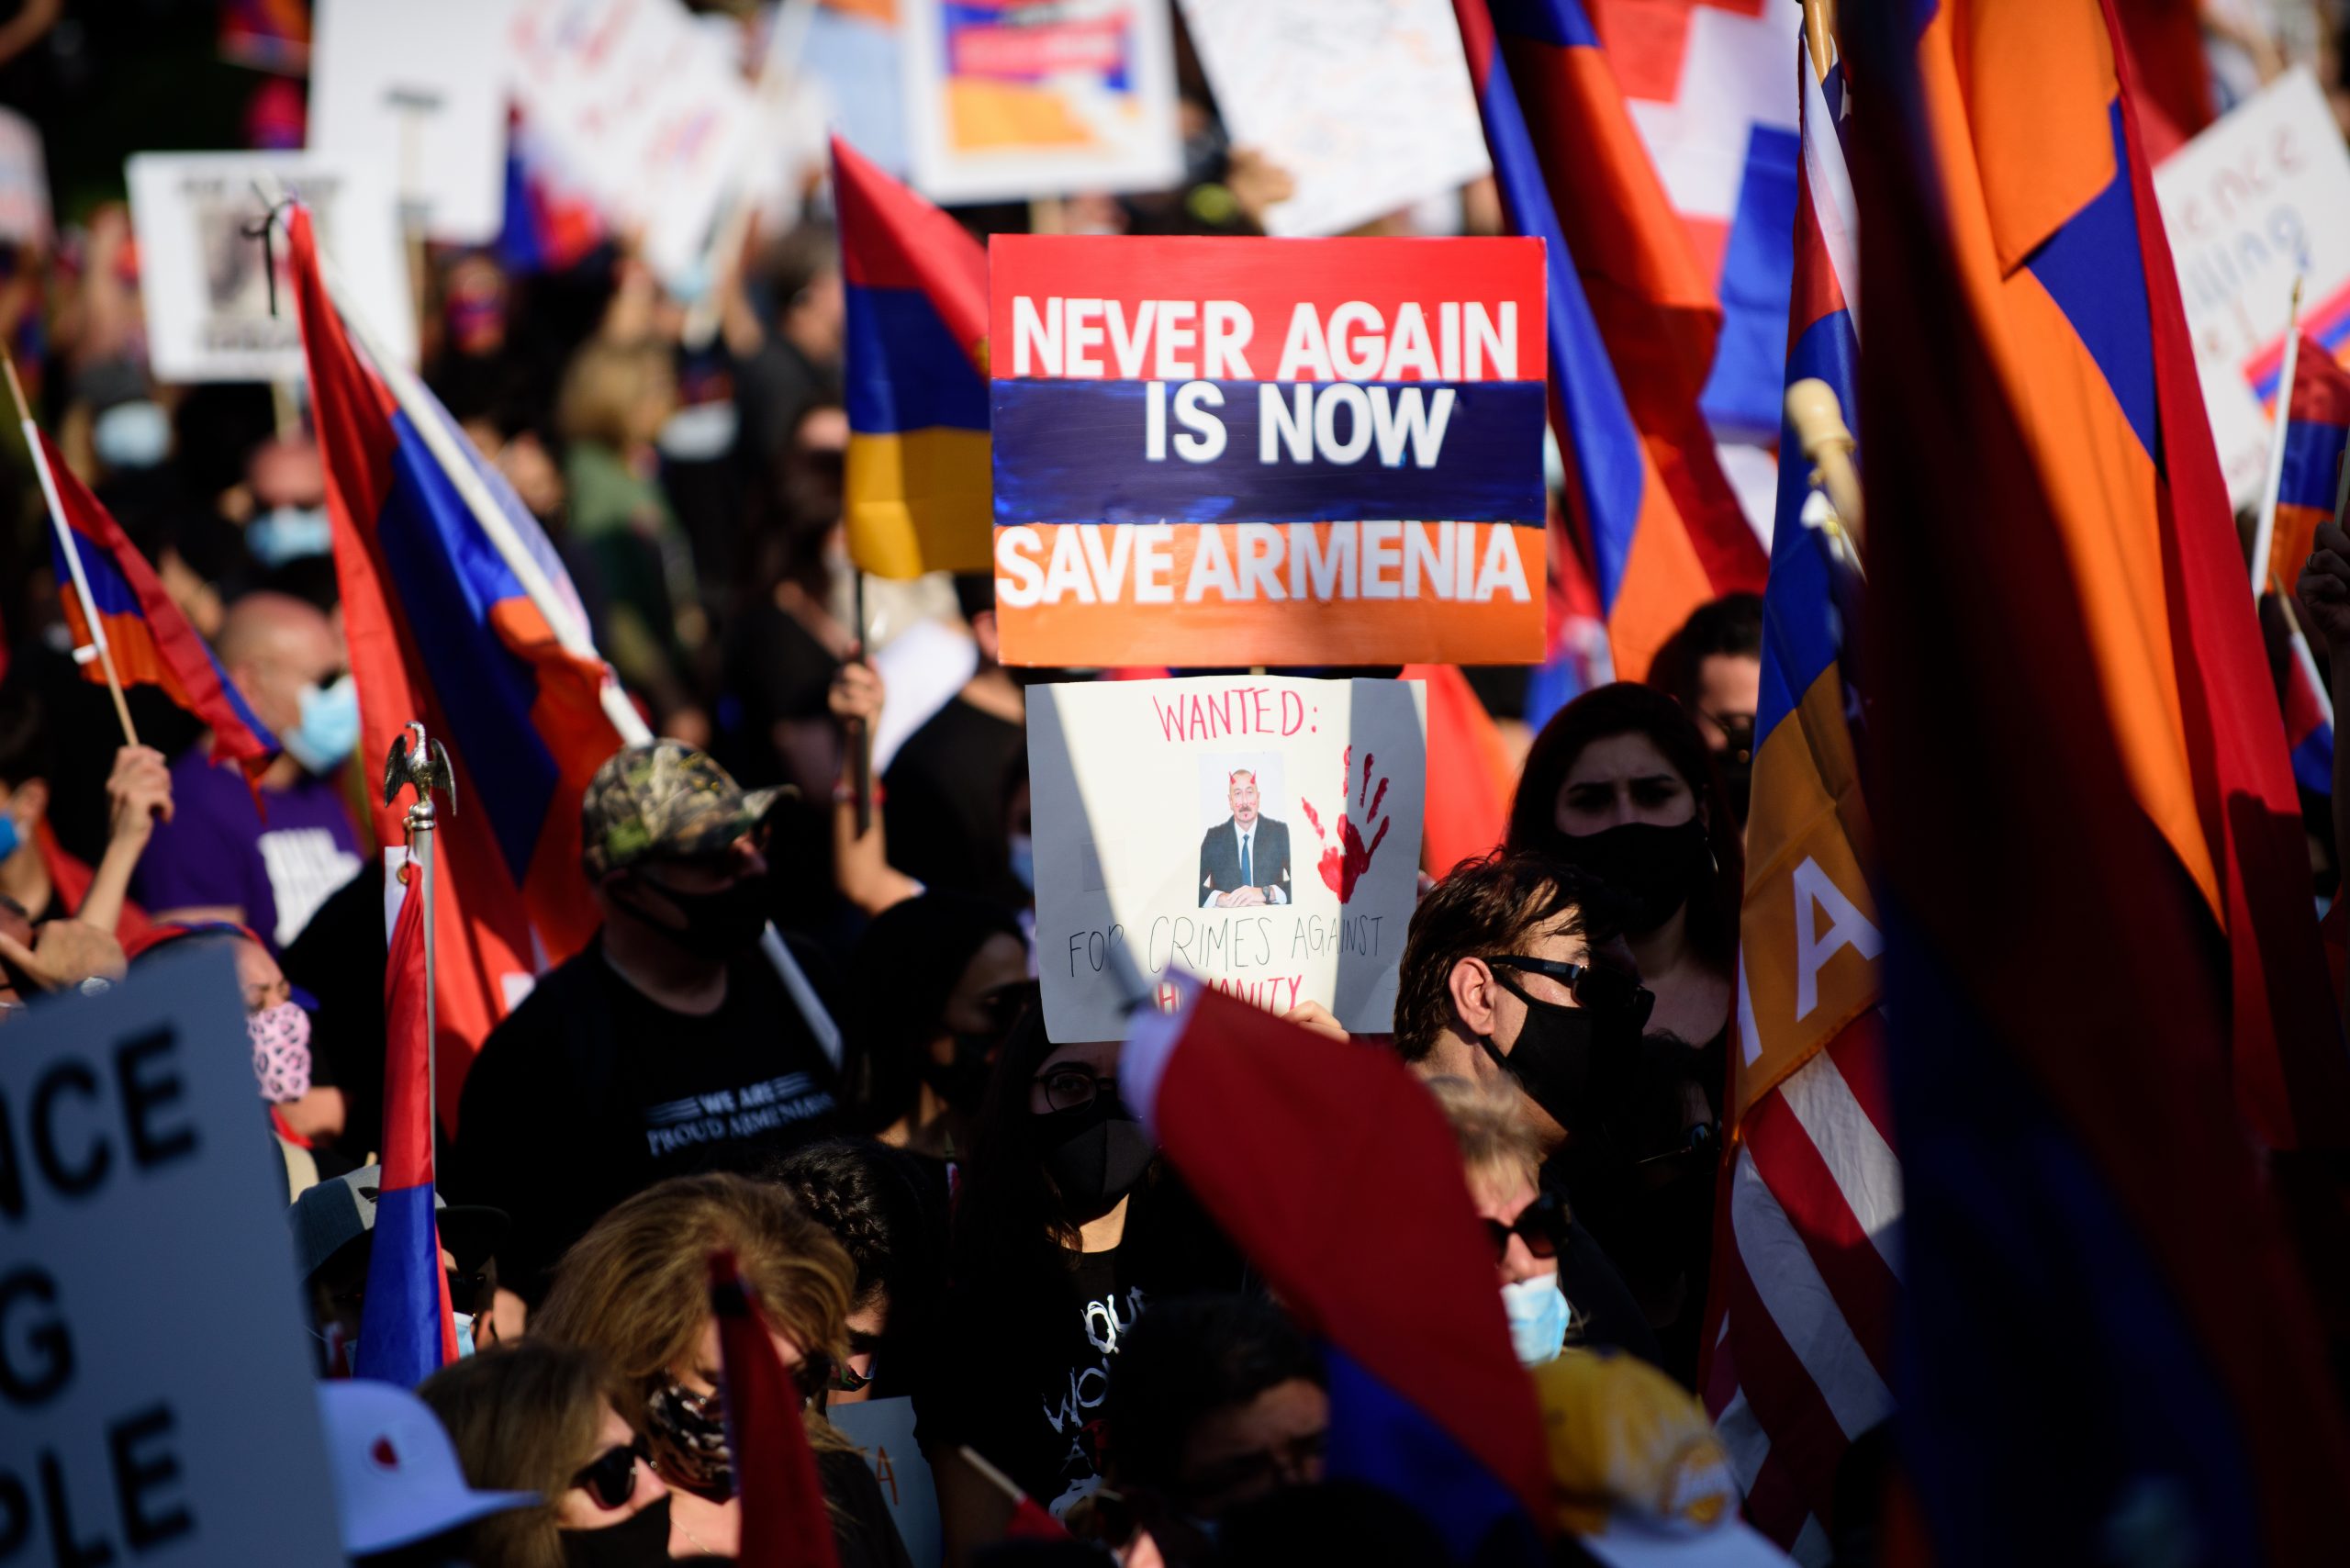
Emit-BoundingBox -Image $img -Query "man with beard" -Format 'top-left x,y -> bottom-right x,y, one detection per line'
452,743 -> 841,1303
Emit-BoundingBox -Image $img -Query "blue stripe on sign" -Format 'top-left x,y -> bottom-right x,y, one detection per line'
2279,419 -> 2350,511
990,378 -> 1548,526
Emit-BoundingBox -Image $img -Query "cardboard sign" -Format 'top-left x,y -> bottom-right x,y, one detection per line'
0,947 -> 345,1565
308,0 -> 516,243
507,0 -> 762,290
127,151 -> 413,383
989,235 -> 1547,666
828,1397 -> 941,1568
2153,67 -> 2350,507
901,0 -> 1181,204
1029,675 -> 1426,1041
0,106 -> 51,247
1176,0 -> 1490,238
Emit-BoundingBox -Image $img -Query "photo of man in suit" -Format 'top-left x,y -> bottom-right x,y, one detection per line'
1200,768 -> 1291,907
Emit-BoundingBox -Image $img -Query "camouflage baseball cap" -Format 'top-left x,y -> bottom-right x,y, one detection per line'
580,742 -> 786,879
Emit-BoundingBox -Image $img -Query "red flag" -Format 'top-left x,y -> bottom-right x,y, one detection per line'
1404,664 -> 1515,873
710,1250 -> 840,1568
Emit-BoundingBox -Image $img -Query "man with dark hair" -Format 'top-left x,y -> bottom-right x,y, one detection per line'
882,573 -> 1027,901
736,218 -> 846,472
1106,1293 -> 1328,1565
1648,591 -> 1762,825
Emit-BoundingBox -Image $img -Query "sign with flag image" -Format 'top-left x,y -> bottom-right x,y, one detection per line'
990,235 -> 1548,666
0,946 -> 345,1566
1028,675 -> 1425,1041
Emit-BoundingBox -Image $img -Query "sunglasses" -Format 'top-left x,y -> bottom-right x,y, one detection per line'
572,1436 -> 649,1510
1485,1189 -> 1569,1266
1035,1064 -> 1123,1114
1483,956 -> 1655,1030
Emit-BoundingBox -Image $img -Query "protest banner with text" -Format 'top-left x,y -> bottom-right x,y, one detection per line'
0,947 -> 344,1565
1029,675 -> 1426,1041
990,236 -> 1547,666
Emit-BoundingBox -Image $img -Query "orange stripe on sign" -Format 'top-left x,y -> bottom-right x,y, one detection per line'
993,522 -> 1545,667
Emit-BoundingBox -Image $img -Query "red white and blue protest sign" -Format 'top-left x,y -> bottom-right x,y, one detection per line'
989,235 -> 1547,666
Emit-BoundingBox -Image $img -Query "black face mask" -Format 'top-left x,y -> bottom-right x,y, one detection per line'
1480,977 -> 1641,1138
924,1033 -> 998,1113
623,871 -> 770,954
1040,1099 -> 1155,1218
1715,752 -> 1752,828
1553,819 -> 1711,935
560,1495 -> 675,1568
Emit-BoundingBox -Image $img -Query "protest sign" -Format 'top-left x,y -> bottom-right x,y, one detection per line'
0,946 -> 344,1565
507,0 -> 762,291
828,1397 -> 942,1568
0,106 -> 50,247
990,236 -> 1547,666
2153,67 -> 2350,507
1176,0 -> 1490,238
807,1 -> 910,176
127,151 -> 411,383
308,0 -> 515,243
1029,675 -> 1427,1041
901,0 -> 1181,204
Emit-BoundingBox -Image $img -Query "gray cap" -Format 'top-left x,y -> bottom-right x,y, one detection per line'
288,1165 -> 507,1282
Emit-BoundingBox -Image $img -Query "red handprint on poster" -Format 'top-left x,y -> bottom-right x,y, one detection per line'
1299,745 -> 1392,903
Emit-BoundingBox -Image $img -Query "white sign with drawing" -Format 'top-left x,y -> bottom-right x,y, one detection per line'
1029,676 -> 1426,1041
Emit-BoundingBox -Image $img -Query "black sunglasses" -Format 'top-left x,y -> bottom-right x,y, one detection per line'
1485,1188 -> 1569,1266
572,1436 -> 649,1510
1483,956 -> 1655,1031
1035,1063 -> 1123,1114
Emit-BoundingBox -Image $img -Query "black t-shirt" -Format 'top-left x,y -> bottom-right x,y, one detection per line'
450,935 -> 843,1302
918,1182 -> 1246,1519
882,697 -> 1024,902
720,601 -> 843,790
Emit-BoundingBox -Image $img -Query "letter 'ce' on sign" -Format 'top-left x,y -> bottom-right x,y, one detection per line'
0,947 -> 343,1566
989,236 -> 1548,666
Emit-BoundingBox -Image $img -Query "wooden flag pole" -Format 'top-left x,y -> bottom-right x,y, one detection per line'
849,570 -> 872,837
6,353 -> 140,745
1801,0 -> 1835,81
2251,274 -> 2306,599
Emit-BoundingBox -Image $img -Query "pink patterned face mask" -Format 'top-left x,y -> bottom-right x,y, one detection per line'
248,1001 -> 312,1103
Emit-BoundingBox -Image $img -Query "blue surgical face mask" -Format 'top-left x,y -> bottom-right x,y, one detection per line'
247,505 -> 334,566
1501,1274 -> 1570,1365
93,399 -> 172,471
281,674 -> 361,774
1008,831 -> 1035,892
453,1311 -> 476,1359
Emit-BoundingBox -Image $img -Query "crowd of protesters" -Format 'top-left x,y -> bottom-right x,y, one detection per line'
17,3 -> 2350,1566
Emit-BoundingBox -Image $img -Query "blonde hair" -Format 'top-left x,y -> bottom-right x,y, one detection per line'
420,1340 -> 623,1568
532,1173 -> 856,1454
1427,1075 -> 1545,1203
556,339 -> 674,450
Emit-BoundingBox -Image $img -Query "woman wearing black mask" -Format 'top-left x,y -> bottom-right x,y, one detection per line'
842,891 -> 1031,1164
924,1007 -> 1246,1561
1506,682 -> 1740,1385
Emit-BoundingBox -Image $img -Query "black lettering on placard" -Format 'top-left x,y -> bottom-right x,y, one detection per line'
39,1450 -> 114,1568
109,1406 -> 193,1551
0,1267 -> 73,1407
29,1064 -> 108,1199
114,1029 -> 196,1170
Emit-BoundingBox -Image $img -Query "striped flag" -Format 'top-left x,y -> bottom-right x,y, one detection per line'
1454,0 -> 1766,689
1702,37 -> 1888,1566
835,134 -> 993,579
2283,610 -> 2333,799
2266,331 -> 2350,606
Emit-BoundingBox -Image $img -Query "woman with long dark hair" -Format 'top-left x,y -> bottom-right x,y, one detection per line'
923,1006 -> 1244,1558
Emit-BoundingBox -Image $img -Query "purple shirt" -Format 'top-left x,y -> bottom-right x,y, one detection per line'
133,752 -> 364,948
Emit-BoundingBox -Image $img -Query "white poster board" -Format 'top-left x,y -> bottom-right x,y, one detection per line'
2154,67 -> 2350,506
308,0 -> 516,244
828,1397 -> 940,1568
127,151 -> 413,384
0,947 -> 345,1565
507,0 -> 763,291
901,0 -> 1181,204
1177,0 -> 1490,238
1030,676 -> 1427,1041
0,106 -> 52,247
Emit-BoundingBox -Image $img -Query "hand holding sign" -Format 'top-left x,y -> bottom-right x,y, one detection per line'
1300,744 -> 1391,903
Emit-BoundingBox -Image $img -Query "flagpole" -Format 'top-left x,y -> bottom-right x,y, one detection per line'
6,354 -> 140,746
849,569 -> 871,837
1785,376 -> 1865,566
2251,274 -> 2306,599
1800,0 -> 1834,81
386,723 -> 452,1176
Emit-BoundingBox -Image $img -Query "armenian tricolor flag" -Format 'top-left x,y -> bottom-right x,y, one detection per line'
1124,976 -> 1550,1565
2283,610 -> 2333,799
290,206 -> 632,1129
1703,33 -> 1893,1560
1854,0 -> 2350,1558
1452,0 -> 1765,686
836,135 -> 992,579
2266,331 -> 2350,603
35,429 -> 275,777
710,1252 -> 843,1568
